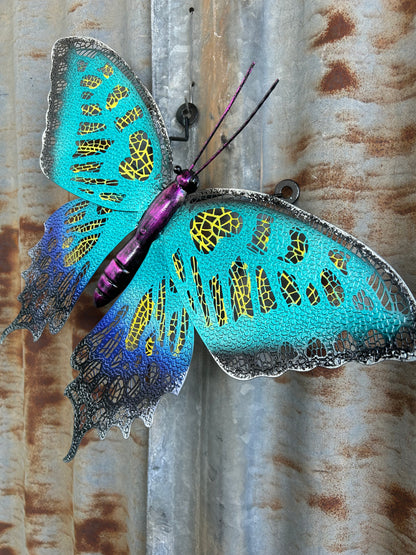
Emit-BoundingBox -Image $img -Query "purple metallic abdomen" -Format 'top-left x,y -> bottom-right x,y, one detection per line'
94,169 -> 198,307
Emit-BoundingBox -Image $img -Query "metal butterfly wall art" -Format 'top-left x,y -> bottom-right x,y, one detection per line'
2,37 -> 416,461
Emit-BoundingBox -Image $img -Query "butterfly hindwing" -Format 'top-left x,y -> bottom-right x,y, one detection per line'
160,189 -> 416,378
1,199 -> 138,341
64,238 -> 193,461
41,37 -> 172,212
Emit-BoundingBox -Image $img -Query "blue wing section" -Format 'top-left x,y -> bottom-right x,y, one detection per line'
64,238 -> 193,461
41,37 -> 172,212
1,199 -> 138,341
160,189 -> 416,378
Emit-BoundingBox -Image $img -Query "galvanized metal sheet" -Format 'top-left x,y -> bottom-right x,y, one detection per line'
0,0 -> 415,553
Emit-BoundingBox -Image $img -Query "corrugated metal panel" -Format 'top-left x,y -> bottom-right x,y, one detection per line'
0,0 -> 415,553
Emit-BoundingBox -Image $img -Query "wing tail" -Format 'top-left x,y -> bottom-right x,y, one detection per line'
62,239 -> 194,460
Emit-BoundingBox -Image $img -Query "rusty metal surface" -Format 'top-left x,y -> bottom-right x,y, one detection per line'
1,0 -> 416,553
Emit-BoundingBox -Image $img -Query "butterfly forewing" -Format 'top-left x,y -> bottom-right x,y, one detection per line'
41,37 -> 172,212
64,239 -> 194,461
160,189 -> 416,378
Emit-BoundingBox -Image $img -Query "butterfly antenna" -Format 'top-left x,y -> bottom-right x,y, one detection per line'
194,76 -> 279,177
189,62 -> 255,171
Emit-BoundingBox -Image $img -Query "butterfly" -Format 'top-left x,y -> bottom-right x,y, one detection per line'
2,37 -> 416,462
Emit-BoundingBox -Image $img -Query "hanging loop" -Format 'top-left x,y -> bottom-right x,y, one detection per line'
170,101 -> 199,142
273,179 -> 300,204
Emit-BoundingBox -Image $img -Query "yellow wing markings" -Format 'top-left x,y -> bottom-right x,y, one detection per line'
80,75 -> 102,89
106,85 -> 129,111
63,234 -> 100,267
73,139 -> 114,157
190,208 -> 243,254
125,291 -> 154,351
119,130 -> 154,181
229,257 -> 254,320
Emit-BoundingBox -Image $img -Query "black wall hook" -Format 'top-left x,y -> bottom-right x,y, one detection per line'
170,101 -> 199,142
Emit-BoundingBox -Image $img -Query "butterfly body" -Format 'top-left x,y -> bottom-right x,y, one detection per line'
2,36 -> 416,460
94,168 -> 199,306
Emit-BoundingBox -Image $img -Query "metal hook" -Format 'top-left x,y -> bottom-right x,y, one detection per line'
273,179 -> 300,204
169,100 -> 199,142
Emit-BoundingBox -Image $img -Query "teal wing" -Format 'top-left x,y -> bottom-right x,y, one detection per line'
41,37 -> 172,212
64,238 -> 193,461
159,189 -> 416,378
1,199 -> 138,341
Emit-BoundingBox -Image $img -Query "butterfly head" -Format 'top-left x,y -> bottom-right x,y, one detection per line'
174,166 -> 199,194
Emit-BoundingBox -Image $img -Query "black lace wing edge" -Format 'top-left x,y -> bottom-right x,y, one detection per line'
1,241 -> 60,343
63,334 -> 194,462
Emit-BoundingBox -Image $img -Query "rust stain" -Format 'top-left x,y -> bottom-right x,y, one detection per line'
320,62 -> 358,94
327,543 -> 347,554
292,164 -> 362,233
273,373 -> 291,384
391,0 -> 416,16
273,454 -> 302,473
0,548 -> 18,555
293,163 -> 363,198
75,494 -> 128,554
80,19 -> 102,30
0,522 -> 13,534
305,379 -> 353,408
287,134 -> 313,164
389,64 -> 416,93
313,11 -> 355,47
25,489 -> 61,517
342,442 -> 380,460
382,483 -> 416,537
401,125 -> 416,148
345,124 -> 416,158
376,183 -> 416,222
306,366 -> 345,379
68,1 -> 84,13
384,389 -> 416,417
0,227 -> 18,274
0,384 -> 10,401
19,218 -> 44,244
28,50 -> 47,59
373,0 -> 416,50
342,438 -> 382,459
323,206 -> 357,235
19,147 -> 38,162
24,334 -> 66,447
308,493 -> 348,520
1,486 -> 24,501
256,499 -> 283,511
